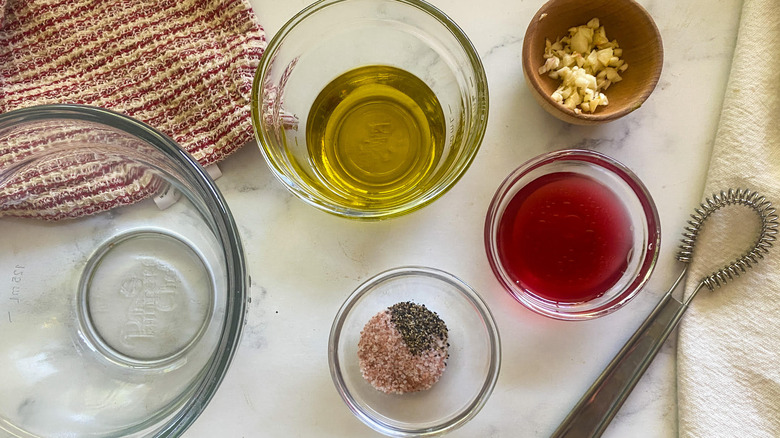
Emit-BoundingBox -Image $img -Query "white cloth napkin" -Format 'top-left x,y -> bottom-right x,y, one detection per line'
676,0 -> 780,436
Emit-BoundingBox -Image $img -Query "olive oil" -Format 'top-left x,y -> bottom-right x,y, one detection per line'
306,65 -> 446,207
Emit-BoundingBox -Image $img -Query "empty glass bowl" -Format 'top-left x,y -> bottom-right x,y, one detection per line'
251,0 -> 488,219
0,105 -> 247,437
484,149 -> 660,320
329,266 -> 501,436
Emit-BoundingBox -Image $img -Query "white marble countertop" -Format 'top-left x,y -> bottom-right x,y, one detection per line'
185,0 -> 743,436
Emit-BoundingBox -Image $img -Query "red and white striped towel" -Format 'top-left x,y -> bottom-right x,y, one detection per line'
0,0 -> 265,219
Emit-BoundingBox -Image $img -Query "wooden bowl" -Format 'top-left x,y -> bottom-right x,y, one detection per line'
522,0 -> 663,125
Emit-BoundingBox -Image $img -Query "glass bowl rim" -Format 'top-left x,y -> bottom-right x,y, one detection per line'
0,103 -> 248,436
328,265 -> 502,436
249,0 -> 489,220
484,148 -> 661,320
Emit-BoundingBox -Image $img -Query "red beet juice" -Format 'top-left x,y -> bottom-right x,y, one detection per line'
496,171 -> 633,303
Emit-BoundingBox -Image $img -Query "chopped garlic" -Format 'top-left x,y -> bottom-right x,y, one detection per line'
539,18 -> 627,114
538,56 -> 560,75
597,48 -> 613,66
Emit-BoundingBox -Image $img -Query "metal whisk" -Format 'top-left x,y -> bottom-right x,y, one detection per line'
552,188 -> 779,438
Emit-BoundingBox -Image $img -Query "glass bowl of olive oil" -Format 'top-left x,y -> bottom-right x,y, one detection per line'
251,0 -> 488,219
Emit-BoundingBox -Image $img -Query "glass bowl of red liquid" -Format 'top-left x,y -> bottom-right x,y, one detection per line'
484,149 -> 660,320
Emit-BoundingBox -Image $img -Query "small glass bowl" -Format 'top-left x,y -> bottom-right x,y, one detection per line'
328,266 -> 501,437
251,0 -> 488,220
484,149 -> 660,320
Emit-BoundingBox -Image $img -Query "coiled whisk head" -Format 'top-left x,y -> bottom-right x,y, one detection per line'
676,189 -> 778,290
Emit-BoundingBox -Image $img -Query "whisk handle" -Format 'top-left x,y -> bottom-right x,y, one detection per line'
551,273 -> 691,438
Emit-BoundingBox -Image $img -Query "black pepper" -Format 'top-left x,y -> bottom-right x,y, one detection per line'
388,301 -> 448,356
358,302 -> 450,393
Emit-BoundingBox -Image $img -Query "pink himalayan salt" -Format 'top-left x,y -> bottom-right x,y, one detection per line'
357,308 -> 448,394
